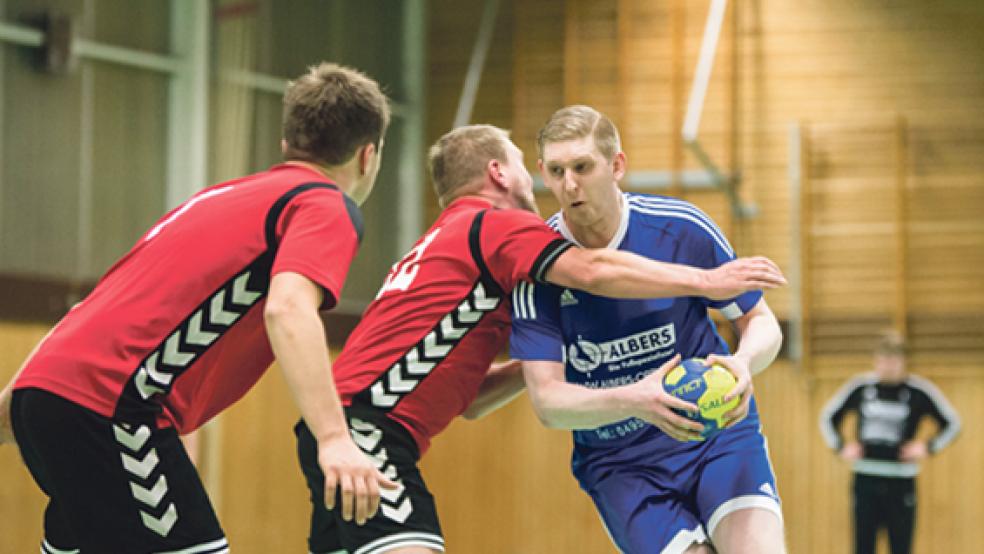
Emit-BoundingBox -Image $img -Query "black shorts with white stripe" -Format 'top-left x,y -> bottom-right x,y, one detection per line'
295,406 -> 445,554
11,388 -> 228,554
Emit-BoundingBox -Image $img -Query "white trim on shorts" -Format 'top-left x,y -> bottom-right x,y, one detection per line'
662,524 -> 709,554
156,537 -> 230,554
41,539 -> 80,554
353,531 -> 445,554
706,494 -> 783,538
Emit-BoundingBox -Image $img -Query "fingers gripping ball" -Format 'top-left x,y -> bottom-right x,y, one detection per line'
663,358 -> 740,440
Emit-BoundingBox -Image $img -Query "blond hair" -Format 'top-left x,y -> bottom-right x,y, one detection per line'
875,329 -> 907,355
537,105 -> 621,160
428,125 -> 511,207
282,62 -> 391,166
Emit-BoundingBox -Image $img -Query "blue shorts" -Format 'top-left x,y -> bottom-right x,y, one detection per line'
573,421 -> 782,554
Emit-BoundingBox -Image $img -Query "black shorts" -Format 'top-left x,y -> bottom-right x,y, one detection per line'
295,407 -> 444,554
11,388 -> 227,554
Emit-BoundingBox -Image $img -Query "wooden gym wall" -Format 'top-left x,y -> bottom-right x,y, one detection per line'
2,1 -> 983,553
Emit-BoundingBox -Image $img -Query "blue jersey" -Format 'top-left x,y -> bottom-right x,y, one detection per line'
509,193 -> 763,451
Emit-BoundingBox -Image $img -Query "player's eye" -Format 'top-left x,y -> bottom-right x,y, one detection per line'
550,166 -> 564,177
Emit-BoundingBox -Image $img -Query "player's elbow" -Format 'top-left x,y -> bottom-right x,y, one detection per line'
550,248 -> 611,292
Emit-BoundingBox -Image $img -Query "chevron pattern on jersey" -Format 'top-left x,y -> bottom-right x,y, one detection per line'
349,418 -> 412,523
370,281 -> 501,409
134,270 -> 264,401
113,423 -> 178,537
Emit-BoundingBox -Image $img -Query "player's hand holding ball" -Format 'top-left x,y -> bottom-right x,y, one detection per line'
635,354 -> 706,442
663,357 -> 743,441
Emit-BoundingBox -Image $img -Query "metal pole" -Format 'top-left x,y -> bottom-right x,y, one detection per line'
165,0 -> 209,209
398,0 -> 426,252
452,0 -> 499,129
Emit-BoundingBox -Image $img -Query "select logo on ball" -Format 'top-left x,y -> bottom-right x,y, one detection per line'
664,358 -> 739,441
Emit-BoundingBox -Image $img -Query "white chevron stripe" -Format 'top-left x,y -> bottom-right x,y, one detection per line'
386,366 -> 417,393
209,290 -> 239,326
130,474 -> 169,508
121,448 -> 160,480
456,301 -> 481,323
135,368 -> 167,400
141,503 -> 178,537
350,427 -> 382,452
143,352 -> 172,385
380,497 -> 412,523
185,310 -> 219,346
350,418 -> 376,432
371,382 -> 398,407
422,332 -> 451,357
231,272 -> 261,305
163,333 -> 194,367
404,348 -> 434,376
378,482 -> 406,503
369,448 -> 390,469
380,464 -> 398,480
113,424 -> 151,452
439,315 -> 466,340
472,283 -> 499,311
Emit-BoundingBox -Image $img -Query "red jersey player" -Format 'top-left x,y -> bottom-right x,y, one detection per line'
295,125 -> 787,554
0,62 -> 393,554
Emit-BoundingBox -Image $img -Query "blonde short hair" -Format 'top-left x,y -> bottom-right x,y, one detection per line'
282,62 -> 391,166
875,329 -> 907,356
428,125 -> 511,207
537,105 -> 621,161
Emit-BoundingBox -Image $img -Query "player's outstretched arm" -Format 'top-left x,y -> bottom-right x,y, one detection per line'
709,298 -> 783,428
265,272 -> 396,525
544,248 -> 786,301
522,355 -> 705,441
461,359 -> 526,420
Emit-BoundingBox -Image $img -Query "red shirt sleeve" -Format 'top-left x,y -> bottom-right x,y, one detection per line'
271,189 -> 362,310
480,208 -> 574,292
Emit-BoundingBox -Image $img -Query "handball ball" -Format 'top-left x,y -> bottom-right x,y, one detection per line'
663,358 -> 739,440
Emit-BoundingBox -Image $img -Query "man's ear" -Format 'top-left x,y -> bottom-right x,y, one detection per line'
612,151 -> 627,182
488,159 -> 507,189
358,143 -> 377,175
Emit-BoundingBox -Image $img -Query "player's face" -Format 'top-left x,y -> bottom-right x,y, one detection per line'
874,351 -> 907,383
504,142 -> 540,215
539,136 -> 623,228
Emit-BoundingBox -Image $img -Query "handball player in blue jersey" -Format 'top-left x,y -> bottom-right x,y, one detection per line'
509,106 -> 787,554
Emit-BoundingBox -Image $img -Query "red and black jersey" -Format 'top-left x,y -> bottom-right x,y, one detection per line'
333,197 -> 573,454
15,164 -> 362,433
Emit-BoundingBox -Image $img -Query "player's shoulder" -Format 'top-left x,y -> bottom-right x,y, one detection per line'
511,279 -> 563,321
625,193 -> 733,253
905,374 -> 947,399
844,372 -> 879,392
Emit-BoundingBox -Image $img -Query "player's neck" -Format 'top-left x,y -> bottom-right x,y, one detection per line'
565,195 -> 624,248
282,160 -> 356,195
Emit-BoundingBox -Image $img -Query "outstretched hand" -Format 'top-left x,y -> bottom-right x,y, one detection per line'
634,355 -> 706,442
707,354 -> 753,429
319,434 -> 399,525
702,257 -> 787,300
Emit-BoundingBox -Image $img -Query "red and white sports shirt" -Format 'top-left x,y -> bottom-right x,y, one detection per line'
333,197 -> 573,454
15,164 -> 362,433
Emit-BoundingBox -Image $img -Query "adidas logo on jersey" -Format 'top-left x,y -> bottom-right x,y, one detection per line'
560,289 -> 579,307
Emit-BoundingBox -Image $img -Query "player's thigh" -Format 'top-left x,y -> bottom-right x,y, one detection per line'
695,424 -> 783,542
588,473 -> 708,554
12,388 -> 225,553
710,507 -> 785,554
296,413 -> 446,554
